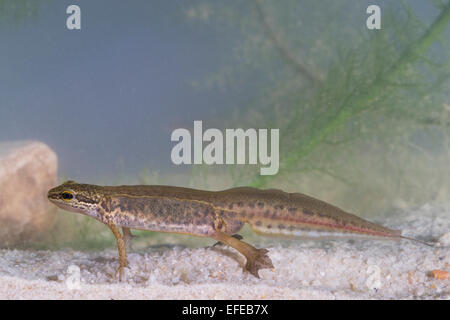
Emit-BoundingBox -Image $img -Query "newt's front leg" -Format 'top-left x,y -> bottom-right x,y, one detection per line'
212,230 -> 273,278
108,223 -> 129,281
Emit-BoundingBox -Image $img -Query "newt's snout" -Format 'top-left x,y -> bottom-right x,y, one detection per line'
47,187 -> 60,201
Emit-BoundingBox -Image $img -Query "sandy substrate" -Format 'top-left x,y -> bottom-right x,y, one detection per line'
0,204 -> 448,299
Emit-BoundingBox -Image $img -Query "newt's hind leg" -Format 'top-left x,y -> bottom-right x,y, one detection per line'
212,230 -> 273,278
212,234 -> 243,247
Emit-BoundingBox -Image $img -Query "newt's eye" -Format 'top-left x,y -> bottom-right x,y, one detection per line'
61,191 -> 74,201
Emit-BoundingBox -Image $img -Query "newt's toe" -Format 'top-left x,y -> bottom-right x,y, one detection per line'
245,248 -> 273,278
115,266 -> 125,281
114,262 -> 129,281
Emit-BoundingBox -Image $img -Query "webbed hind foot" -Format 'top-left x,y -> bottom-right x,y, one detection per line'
245,248 -> 273,278
212,231 -> 273,278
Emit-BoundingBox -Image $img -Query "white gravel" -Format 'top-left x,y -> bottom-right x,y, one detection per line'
0,204 -> 448,299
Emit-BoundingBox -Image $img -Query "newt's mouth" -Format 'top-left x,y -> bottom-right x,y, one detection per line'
47,195 -> 98,218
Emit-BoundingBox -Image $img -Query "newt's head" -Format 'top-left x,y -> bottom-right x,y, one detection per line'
48,181 -> 103,218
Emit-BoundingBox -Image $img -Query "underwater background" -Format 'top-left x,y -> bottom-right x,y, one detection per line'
0,0 -> 449,251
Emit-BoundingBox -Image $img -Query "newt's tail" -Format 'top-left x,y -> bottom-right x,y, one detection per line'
399,235 -> 434,247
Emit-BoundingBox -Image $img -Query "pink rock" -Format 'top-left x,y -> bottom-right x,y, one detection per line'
0,141 -> 58,246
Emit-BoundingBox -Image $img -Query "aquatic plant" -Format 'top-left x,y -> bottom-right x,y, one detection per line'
187,0 -> 450,215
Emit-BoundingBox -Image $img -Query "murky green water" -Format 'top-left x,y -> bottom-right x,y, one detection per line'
1,0 -> 449,249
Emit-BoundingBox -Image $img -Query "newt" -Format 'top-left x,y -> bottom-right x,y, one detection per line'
47,181 -> 431,280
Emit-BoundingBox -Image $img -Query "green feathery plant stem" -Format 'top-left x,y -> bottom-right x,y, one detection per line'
249,3 -> 450,188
